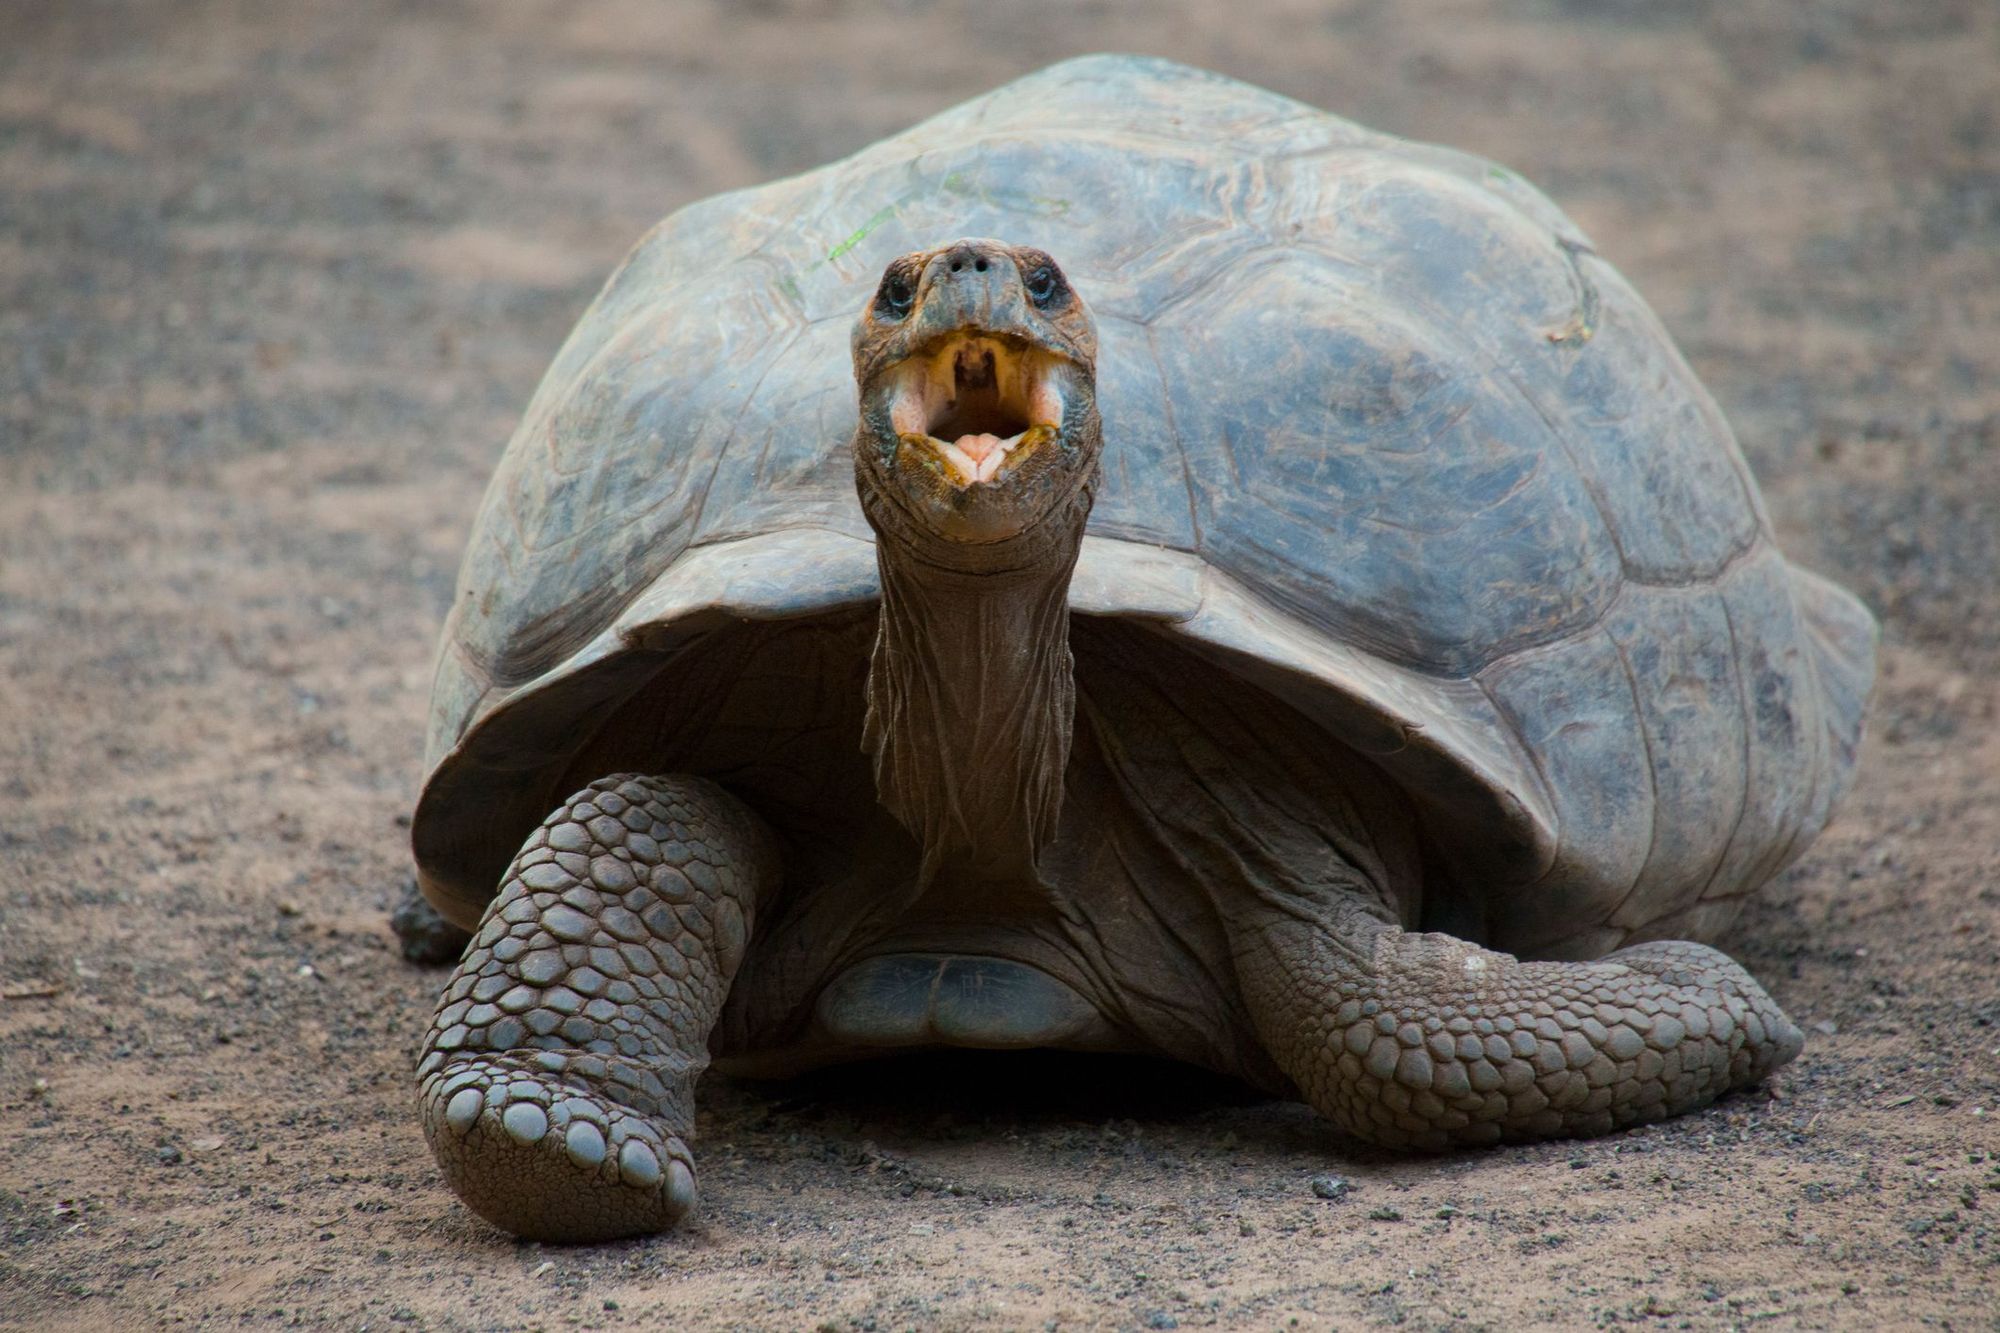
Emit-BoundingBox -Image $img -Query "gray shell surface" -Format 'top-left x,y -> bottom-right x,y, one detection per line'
415,56 -> 1875,955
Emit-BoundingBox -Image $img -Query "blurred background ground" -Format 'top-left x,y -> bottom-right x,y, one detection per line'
2,1 -> 1997,1328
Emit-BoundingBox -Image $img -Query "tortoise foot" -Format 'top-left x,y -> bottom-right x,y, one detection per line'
1242,898 -> 1809,1150
1604,939 -> 1805,1085
421,1051 -> 696,1242
414,774 -> 778,1241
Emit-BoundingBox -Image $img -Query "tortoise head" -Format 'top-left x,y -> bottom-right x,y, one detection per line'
852,239 -> 1101,549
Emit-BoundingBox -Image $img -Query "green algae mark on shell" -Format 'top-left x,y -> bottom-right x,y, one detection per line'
826,206 -> 900,264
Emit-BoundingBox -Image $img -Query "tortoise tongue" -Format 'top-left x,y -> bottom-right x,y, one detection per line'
955,432 -> 1004,464
933,431 -> 1022,485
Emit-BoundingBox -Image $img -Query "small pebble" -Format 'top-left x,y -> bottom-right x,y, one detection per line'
1309,1174 -> 1350,1200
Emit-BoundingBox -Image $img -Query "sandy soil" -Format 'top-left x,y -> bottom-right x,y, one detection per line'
3,2 -> 1997,1328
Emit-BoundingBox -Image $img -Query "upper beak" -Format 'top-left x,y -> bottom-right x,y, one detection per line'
903,243 -> 1032,346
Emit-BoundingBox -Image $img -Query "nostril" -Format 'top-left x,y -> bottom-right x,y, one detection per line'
973,258 -> 988,272
950,260 -> 963,273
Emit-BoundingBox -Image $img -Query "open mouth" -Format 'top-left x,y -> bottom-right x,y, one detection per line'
886,335 -> 1066,487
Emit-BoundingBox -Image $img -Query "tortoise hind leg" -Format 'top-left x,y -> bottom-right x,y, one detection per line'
417,774 -> 778,1241
1237,896 -> 1804,1150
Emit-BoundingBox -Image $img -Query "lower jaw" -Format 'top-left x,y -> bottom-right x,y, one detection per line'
859,422 -> 1094,560
896,424 -> 1058,488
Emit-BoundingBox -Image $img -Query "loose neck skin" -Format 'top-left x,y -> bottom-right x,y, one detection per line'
861,501 -> 1087,888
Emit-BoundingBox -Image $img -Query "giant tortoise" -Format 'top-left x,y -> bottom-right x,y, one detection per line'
411,56 -> 1875,1241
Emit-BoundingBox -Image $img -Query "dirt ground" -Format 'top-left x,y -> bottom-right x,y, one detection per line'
3,1 -> 1997,1328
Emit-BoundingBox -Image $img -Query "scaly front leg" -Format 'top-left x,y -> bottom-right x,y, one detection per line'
1239,896 -> 1804,1150
418,774 -> 777,1241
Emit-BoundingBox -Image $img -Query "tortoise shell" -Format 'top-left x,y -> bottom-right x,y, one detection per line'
414,56 -> 1874,960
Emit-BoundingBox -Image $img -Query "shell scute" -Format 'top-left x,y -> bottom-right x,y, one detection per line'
1147,252 -> 1624,676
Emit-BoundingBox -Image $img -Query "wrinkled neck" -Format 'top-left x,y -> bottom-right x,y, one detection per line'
862,523 -> 1082,887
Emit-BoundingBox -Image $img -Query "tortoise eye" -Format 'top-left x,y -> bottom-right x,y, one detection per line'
1024,264 -> 1064,308
875,269 -> 916,320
